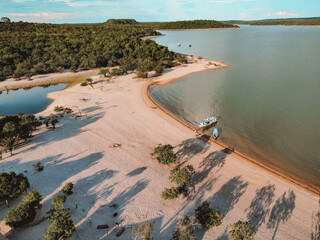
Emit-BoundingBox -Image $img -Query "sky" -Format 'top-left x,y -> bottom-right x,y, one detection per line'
1,0 -> 320,23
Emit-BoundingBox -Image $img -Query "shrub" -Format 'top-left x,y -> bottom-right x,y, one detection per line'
229,220 -> 255,240
162,60 -> 176,68
195,201 -> 222,229
136,70 -> 148,78
176,56 -> 188,64
0,172 -> 30,201
99,68 -> 110,77
153,64 -> 164,75
33,161 -> 44,171
54,106 -> 73,117
61,182 -> 73,195
172,216 -> 197,240
110,67 -> 127,76
150,144 -> 178,165
161,187 -> 180,200
169,165 -> 195,188
132,214 -> 155,240
4,190 -> 42,228
80,82 -> 87,86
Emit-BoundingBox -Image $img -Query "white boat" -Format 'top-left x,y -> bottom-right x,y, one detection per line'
198,117 -> 217,128
177,43 -> 181,47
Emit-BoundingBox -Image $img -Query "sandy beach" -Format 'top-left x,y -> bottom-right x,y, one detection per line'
0,57 -> 319,240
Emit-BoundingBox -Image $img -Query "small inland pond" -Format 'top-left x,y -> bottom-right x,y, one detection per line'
0,83 -> 68,116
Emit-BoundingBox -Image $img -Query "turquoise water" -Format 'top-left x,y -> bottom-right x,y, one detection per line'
0,84 -> 67,116
151,25 -> 320,190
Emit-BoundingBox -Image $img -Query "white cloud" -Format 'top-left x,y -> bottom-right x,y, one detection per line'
47,0 -> 118,7
13,0 -> 36,2
210,0 -> 255,3
8,12 -> 78,22
267,11 -> 299,18
239,12 -> 247,20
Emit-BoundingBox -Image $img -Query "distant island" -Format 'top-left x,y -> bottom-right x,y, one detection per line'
223,17 -> 320,26
0,18 -> 237,81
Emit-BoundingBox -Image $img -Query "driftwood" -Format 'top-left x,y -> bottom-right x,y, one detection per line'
97,224 -> 109,229
116,227 -> 125,237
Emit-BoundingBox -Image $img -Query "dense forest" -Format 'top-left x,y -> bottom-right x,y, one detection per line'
223,17 -> 320,26
0,21 -> 175,81
0,18 -> 237,81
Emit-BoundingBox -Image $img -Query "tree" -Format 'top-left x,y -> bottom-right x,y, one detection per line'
172,216 -> 197,240
229,220 -> 255,240
153,64 -> 164,75
50,195 -> 66,212
1,17 -> 10,23
150,144 -> 178,165
0,172 -> 30,201
61,182 -> 73,195
43,114 -> 59,129
44,195 -> 75,240
169,165 -> 195,188
4,190 -> 42,228
161,187 -> 180,200
22,190 -> 42,208
44,208 -> 75,240
132,214 -> 155,240
0,114 -> 40,154
195,201 -> 222,229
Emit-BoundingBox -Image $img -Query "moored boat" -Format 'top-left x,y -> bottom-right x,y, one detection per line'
213,128 -> 219,139
198,117 -> 217,128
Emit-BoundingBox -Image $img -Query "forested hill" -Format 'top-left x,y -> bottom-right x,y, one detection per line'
0,18 -> 237,81
223,17 -> 320,26
0,21 -> 176,81
140,20 -> 238,29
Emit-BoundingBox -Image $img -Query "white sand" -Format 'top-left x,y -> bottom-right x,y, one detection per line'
0,57 -> 319,240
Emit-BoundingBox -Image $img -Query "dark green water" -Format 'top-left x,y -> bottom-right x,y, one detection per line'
0,84 -> 67,116
151,25 -> 320,190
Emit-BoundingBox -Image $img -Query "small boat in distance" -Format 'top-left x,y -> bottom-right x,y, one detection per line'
198,117 -> 217,128
189,44 -> 192,47
177,43 -> 181,47
213,128 -> 219,139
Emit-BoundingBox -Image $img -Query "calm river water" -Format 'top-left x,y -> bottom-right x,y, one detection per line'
151,25 -> 320,190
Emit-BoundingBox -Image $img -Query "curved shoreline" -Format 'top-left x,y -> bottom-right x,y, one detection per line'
144,63 -> 320,196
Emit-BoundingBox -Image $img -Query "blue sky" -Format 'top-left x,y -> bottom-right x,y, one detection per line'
1,0 -> 320,23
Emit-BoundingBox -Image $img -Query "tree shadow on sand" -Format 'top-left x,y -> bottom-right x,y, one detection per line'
210,176 -> 248,216
311,199 -> 320,240
246,184 -> 276,231
15,108 -> 106,156
175,135 -> 211,163
126,167 -> 147,177
71,169 -> 118,239
267,190 -> 296,240
193,151 -> 226,185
